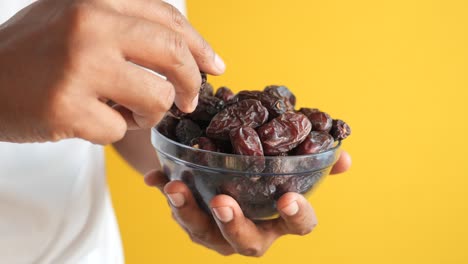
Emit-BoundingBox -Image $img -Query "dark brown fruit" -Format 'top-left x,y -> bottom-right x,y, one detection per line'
217,176 -> 276,206
200,83 -> 214,97
189,95 -> 225,122
330,119 -> 351,141
206,99 -> 269,140
230,127 -> 264,156
257,112 -> 312,155
169,104 -> 187,118
298,108 -> 332,132
176,119 -> 203,145
215,86 -> 235,102
190,137 -> 219,152
294,131 -> 334,155
234,90 -> 289,118
157,115 -> 179,140
264,85 -> 296,108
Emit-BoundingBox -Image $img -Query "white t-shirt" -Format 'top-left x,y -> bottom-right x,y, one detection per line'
0,1 -> 186,263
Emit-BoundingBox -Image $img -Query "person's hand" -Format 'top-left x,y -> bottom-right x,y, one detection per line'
0,0 -> 224,144
145,151 -> 352,257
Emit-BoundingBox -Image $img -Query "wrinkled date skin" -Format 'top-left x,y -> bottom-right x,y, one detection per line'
234,90 -> 290,118
257,112 -> 312,155
230,127 -> 265,172
264,85 -> 296,109
157,115 -> 179,140
206,99 -> 269,140
298,108 -> 333,132
295,131 -> 335,155
215,86 -> 235,102
176,119 -> 203,145
230,127 -> 264,156
330,119 -> 351,141
188,95 -> 225,122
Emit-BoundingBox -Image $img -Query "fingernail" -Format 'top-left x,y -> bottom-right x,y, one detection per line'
167,193 -> 185,208
212,207 -> 233,223
214,53 -> 226,73
191,94 -> 199,111
281,201 -> 299,216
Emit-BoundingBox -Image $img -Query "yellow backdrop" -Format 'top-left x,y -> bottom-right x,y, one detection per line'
106,0 -> 468,263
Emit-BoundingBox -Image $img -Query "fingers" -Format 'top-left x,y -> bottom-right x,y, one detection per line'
100,62 -> 175,129
72,99 -> 127,144
113,0 -> 225,75
115,15 -> 201,113
161,181 -> 234,255
210,195 -> 277,257
274,192 -> 318,236
143,170 -> 169,190
330,150 -> 352,175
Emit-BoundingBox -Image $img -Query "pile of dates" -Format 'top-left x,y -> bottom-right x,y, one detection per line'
157,74 -> 351,219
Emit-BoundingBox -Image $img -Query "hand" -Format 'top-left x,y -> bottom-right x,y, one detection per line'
144,151 -> 352,257
0,0 -> 225,144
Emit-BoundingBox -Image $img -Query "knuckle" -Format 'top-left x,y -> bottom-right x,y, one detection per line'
165,32 -> 188,68
66,2 -> 97,34
189,230 -> 210,242
164,2 -> 186,30
196,38 -> 213,64
109,120 -> 127,142
237,244 -> 263,257
157,82 -> 176,112
297,225 -> 314,236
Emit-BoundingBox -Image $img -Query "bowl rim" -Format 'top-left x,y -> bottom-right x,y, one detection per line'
151,127 -> 342,161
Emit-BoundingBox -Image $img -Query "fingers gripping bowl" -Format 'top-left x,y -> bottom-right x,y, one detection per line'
151,128 -> 342,220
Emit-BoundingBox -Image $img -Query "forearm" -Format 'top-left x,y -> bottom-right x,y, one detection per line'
112,129 -> 160,175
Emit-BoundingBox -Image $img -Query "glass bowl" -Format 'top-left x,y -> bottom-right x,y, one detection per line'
151,127 -> 341,220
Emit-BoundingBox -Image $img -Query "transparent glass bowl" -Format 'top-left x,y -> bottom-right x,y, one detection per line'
151,128 -> 341,220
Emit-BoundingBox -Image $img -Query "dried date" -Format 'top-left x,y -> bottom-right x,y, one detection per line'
330,119 -> 351,141
189,95 -> 225,122
157,115 -> 179,140
176,119 -> 203,145
230,127 -> 265,172
230,127 -> 264,156
294,131 -> 334,155
264,85 -> 296,108
234,90 -> 289,118
190,137 -> 219,152
257,112 -> 312,155
299,108 -> 333,132
215,86 -> 235,102
206,99 -> 269,140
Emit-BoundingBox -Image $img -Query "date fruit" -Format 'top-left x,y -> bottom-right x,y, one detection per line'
295,131 -> 335,155
257,112 -> 312,155
264,85 -> 296,108
206,99 -> 269,140
157,115 -> 179,140
215,86 -> 235,102
299,108 -> 333,132
189,95 -> 225,122
234,90 -> 290,118
190,137 -> 219,152
230,127 -> 264,156
330,119 -> 351,141
176,119 -> 203,145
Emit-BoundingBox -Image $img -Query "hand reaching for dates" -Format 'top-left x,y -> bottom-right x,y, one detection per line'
144,151 -> 351,257
0,0 -> 225,144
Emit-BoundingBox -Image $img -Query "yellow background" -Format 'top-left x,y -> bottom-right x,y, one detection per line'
106,0 -> 468,263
